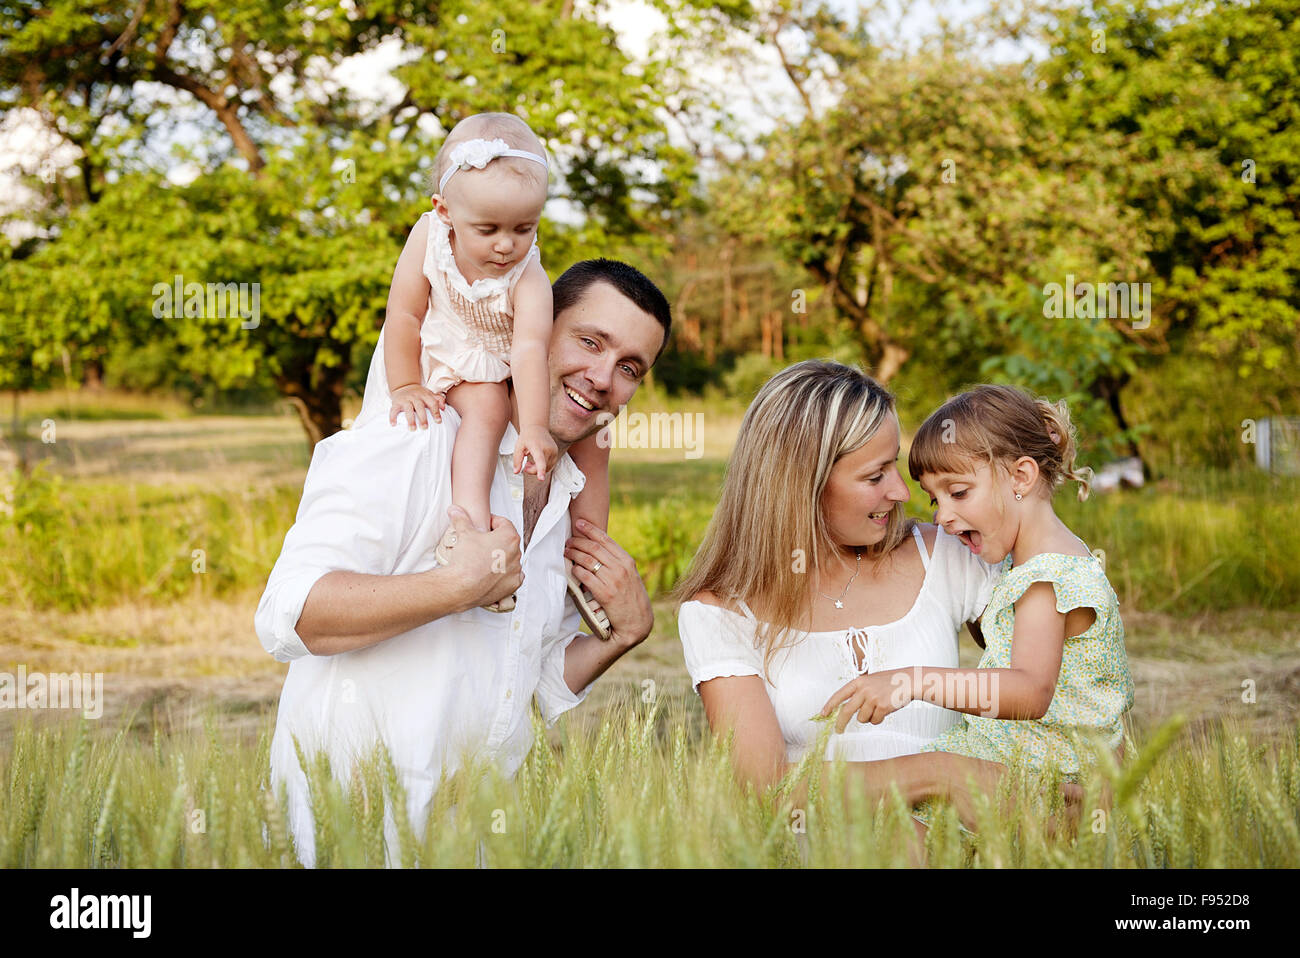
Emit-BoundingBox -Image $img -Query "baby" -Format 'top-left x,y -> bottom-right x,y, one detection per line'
353,112 -> 610,634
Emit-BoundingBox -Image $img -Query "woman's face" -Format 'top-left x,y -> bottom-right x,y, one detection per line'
820,415 -> 910,549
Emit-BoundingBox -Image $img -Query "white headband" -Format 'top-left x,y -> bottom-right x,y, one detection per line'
437,137 -> 548,193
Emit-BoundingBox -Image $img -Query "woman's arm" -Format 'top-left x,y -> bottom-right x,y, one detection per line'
698,675 -> 789,790
687,592 -> 970,811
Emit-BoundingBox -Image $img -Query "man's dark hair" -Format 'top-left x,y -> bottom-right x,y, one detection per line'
551,259 -> 672,364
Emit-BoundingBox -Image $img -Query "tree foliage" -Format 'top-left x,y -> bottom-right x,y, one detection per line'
699,0 -> 1298,467
0,0 -> 721,446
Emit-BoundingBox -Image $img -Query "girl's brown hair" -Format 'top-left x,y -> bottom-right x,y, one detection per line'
907,384 -> 1093,501
672,360 -> 913,675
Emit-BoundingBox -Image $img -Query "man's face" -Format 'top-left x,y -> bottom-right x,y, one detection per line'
546,281 -> 664,446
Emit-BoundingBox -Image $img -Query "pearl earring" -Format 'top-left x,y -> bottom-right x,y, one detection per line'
1015,492 -> 1023,501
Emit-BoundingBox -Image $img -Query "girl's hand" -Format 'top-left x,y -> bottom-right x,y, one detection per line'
389,384 -> 445,430
514,425 -> 558,481
819,669 -> 915,733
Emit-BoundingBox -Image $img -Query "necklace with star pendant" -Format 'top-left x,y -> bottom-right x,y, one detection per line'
817,548 -> 862,609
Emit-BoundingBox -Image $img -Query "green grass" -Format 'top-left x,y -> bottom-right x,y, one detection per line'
0,465 -> 302,612
5,448 -> 1298,616
3,704 -> 1297,867
6,388 -> 195,425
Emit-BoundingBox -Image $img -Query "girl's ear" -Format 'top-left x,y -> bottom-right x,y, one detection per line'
1011,455 -> 1040,497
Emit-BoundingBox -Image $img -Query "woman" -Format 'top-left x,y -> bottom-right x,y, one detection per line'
674,360 -> 1010,825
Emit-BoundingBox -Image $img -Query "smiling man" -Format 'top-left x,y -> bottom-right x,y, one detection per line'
254,259 -> 671,866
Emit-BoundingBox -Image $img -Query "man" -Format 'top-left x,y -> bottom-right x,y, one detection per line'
254,259 -> 671,866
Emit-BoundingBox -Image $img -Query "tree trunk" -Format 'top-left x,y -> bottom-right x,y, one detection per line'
83,358 -> 104,391
720,241 -> 734,348
1091,372 -> 1148,477
681,314 -> 701,351
737,281 -> 751,347
279,365 -> 347,454
874,342 -> 910,386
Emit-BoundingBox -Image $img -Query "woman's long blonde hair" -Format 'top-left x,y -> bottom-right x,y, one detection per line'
672,360 -> 913,675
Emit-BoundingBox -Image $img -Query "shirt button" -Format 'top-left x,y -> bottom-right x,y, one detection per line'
512,620 -> 521,632
505,689 -> 512,699
511,487 -> 522,501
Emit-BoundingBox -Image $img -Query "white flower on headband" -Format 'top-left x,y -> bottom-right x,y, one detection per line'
448,138 -> 513,173
438,137 -> 549,193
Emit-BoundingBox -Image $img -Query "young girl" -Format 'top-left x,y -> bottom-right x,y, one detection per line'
353,112 -> 610,631
819,384 -> 1134,812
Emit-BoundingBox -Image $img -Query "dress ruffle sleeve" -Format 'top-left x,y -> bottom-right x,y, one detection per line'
677,600 -> 764,693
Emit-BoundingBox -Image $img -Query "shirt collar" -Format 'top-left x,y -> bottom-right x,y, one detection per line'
499,422 -> 587,496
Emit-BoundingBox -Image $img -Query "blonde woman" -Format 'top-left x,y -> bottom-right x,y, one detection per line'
674,360 -> 1010,822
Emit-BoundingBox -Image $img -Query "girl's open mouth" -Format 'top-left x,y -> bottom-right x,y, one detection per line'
958,530 -> 982,554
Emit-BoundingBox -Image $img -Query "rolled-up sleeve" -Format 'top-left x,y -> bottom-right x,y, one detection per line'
253,418 -> 452,662
533,600 -> 590,725
255,566 -> 329,662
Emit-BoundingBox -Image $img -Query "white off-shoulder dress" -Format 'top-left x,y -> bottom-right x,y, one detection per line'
678,525 -> 1003,763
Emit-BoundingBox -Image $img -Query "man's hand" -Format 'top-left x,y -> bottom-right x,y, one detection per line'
819,668 -> 915,732
389,383 -> 446,430
436,506 -> 522,611
564,519 -> 652,647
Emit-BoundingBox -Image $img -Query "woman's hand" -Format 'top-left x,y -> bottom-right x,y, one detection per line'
820,668 -> 915,733
389,384 -> 446,430
514,424 -> 558,481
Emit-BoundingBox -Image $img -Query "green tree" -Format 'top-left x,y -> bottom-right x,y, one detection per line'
0,0 -> 735,446
1029,0 -> 1300,467
710,1 -> 1151,458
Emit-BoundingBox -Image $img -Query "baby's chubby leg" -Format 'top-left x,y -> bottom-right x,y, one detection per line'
445,381 -> 512,532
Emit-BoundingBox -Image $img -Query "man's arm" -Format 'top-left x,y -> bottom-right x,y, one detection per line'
253,420 -> 520,661
562,519 -> 653,693
295,510 -> 521,655
295,570 -> 463,656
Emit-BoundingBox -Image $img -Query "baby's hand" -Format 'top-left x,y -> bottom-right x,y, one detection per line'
514,425 -> 558,481
389,384 -> 445,430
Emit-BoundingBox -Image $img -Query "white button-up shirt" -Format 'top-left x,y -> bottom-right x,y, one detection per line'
254,408 -> 590,866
